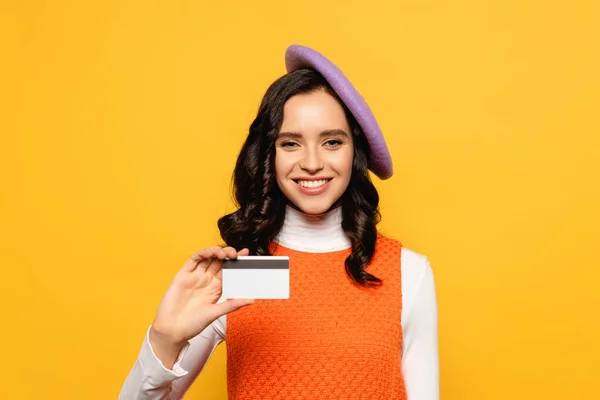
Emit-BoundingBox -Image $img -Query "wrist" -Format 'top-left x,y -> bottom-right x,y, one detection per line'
148,325 -> 187,369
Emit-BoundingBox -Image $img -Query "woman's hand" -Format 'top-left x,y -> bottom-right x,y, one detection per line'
149,246 -> 254,367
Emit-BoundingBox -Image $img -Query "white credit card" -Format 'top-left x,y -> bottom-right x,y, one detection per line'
222,256 -> 290,299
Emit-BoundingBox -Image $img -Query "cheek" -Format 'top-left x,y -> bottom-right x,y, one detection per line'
274,150 -> 295,181
331,148 -> 354,178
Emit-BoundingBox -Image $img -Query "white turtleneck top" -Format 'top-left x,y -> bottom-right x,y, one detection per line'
120,206 -> 439,399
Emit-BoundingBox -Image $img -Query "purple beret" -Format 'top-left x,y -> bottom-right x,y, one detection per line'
284,44 -> 393,180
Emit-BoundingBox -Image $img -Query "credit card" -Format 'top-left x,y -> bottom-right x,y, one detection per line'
222,256 -> 290,299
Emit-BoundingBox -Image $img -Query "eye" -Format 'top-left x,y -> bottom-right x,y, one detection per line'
280,141 -> 299,149
323,139 -> 343,148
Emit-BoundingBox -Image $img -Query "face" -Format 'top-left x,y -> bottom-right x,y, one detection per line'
275,89 -> 354,215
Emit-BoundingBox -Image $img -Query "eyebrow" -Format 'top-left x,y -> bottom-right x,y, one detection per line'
277,129 -> 350,139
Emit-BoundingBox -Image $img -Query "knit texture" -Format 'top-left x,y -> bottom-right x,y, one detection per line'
226,234 -> 406,399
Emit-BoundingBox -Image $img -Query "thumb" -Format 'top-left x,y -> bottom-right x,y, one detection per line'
211,298 -> 255,317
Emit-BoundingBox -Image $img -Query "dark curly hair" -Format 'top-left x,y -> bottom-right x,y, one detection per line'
218,69 -> 382,287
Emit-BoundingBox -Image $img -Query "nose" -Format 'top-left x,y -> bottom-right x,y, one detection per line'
299,147 -> 324,173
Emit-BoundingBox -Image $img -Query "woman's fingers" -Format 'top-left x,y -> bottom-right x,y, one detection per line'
204,256 -> 224,277
195,246 -> 225,270
219,246 -> 234,259
181,246 -> 220,273
182,249 -> 206,272
204,246 -> 226,260
183,246 -> 250,274
195,246 -> 234,278
205,247 -> 250,277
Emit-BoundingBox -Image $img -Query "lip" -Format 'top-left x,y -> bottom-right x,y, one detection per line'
292,176 -> 332,181
293,178 -> 333,196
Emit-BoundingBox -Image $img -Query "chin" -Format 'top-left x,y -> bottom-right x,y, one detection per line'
291,199 -> 336,215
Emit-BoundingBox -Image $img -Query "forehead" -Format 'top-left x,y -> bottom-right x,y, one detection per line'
280,90 -> 350,133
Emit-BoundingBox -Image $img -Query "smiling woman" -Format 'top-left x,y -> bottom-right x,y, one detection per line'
119,45 -> 439,400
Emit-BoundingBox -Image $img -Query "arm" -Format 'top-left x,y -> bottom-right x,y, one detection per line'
119,318 -> 226,400
118,245 -> 251,399
401,250 -> 439,400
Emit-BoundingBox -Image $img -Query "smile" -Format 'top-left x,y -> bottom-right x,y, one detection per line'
292,178 -> 333,196
295,179 -> 331,188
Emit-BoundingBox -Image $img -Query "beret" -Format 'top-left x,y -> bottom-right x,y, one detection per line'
285,44 -> 393,180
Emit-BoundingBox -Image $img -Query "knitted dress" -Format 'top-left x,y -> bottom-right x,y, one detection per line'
227,234 -> 407,399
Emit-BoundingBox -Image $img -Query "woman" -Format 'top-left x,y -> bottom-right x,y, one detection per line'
120,45 -> 439,400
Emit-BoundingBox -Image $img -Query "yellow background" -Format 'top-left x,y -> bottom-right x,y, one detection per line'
1,0 -> 599,399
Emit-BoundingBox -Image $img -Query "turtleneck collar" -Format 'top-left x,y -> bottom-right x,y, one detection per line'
273,205 -> 352,253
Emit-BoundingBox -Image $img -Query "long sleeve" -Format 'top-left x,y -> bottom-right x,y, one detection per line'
119,317 -> 225,400
400,249 -> 440,400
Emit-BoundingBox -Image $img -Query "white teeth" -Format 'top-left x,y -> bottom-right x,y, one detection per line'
297,179 -> 329,188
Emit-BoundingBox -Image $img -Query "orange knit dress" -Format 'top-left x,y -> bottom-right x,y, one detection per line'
226,234 -> 407,400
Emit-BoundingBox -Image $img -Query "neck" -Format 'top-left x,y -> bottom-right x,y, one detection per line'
273,205 -> 352,253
